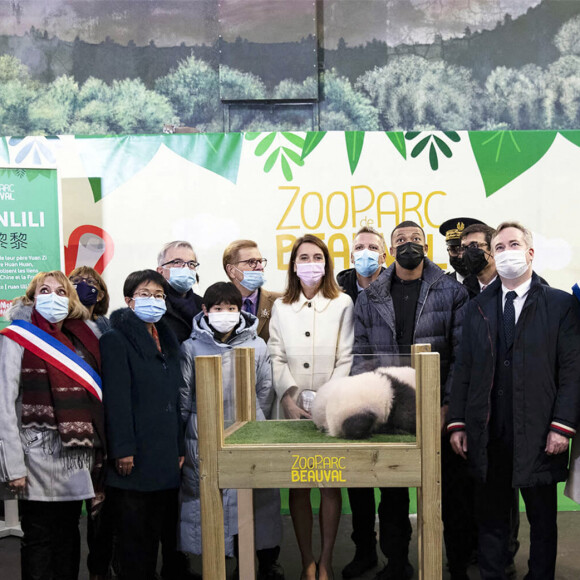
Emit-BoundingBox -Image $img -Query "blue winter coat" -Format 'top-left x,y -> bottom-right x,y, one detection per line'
178,311 -> 282,556
100,307 -> 185,492
353,259 -> 468,403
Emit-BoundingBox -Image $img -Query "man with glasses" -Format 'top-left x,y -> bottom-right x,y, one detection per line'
460,224 -> 498,294
156,240 -> 202,343
223,239 -> 281,342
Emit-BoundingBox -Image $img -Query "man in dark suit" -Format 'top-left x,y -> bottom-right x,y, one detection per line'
156,240 -> 203,343
448,221 -> 580,580
223,239 -> 281,343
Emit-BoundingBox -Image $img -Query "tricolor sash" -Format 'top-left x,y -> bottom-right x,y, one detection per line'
1,319 -> 103,402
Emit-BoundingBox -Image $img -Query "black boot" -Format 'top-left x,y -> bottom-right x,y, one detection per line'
342,545 -> 378,579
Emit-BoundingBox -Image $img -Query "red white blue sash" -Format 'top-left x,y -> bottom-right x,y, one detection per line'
1,319 -> 103,402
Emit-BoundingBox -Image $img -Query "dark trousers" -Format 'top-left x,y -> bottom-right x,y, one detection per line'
441,433 -> 478,574
348,436 -> 478,571
20,499 -> 83,580
107,486 -> 181,580
86,497 -> 116,576
347,487 -> 411,562
475,444 -> 558,580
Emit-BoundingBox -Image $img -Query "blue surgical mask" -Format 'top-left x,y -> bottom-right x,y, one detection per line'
35,293 -> 70,324
353,249 -> 380,278
133,297 -> 167,323
168,268 -> 196,294
239,270 -> 265,292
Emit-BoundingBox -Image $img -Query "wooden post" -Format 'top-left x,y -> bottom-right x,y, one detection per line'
196,355 -> 227,580
416,352 -> 442,580
235,348 -> 256,580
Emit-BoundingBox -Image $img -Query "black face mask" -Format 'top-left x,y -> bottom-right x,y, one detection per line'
463,247 -> 489,276
395,242 -> 425,270
449,254 -> 469,277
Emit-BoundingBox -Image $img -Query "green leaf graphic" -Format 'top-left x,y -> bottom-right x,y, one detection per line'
245,132 -> 261,141
469,131 -> 557,197
429,143 -> 439,170
0,137 -> 9,164
405,131 -> 421,140
411,136 -> 430,158
255,133 -> 276,156
264,148 -> 280,173
434,136 -> 452,158
386,132 -> 406,159
559,131 -> 580,148
282,147 -> 304,167
345,131 -> 365,174
282,132 -> 305,148
281,155 -> 293,181
444,131 -> 461,143
302,132 -> 326,160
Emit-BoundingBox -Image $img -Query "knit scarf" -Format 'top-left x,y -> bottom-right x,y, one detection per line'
20,310 -> 102,449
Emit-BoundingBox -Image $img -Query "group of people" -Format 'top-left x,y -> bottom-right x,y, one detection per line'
0,218 -> 579,580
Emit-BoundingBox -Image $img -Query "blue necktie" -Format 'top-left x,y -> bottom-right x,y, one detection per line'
243,298 -> 253,316
504,291 -> 517,348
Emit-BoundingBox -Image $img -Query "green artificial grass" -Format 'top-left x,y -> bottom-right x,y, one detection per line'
225,420 -> 416,445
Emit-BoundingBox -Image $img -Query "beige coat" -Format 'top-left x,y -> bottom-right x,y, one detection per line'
256,288 -> 281,343
268,291 -> 354,403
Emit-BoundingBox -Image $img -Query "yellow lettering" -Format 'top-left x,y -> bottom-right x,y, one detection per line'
301,191 -> 324,230
351,185 -> 375,227
326,190 -> 349,229
276,234 -> 296,271
376,191 -> 399,229
327,234 -> 349,272
338,457 -> 346,469
276,186 -> 301,230
424,190 -> 446,229
300,471 -> 308,482
402,191 -> 423,225
291,471 -> 300,482
291,455 -> 300,469
307,470 -> 316,482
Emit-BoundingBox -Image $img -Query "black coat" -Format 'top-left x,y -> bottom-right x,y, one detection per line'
337,266 -> 386,304
100,308 -> 185,492
448,274 -> 580,487
164,286 -> 203,343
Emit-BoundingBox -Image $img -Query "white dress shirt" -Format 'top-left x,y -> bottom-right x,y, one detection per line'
501,277 -> 532,324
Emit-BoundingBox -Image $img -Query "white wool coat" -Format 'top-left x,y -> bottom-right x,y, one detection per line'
268,291 -> 354,404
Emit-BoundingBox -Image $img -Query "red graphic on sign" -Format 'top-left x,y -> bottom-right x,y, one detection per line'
64,226 -> 115,275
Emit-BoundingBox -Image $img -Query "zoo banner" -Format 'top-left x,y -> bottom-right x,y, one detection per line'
1,130 -> 580,311
0,167 -> 61,323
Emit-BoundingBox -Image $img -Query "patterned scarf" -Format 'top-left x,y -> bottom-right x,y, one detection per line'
21,309 -> 102,448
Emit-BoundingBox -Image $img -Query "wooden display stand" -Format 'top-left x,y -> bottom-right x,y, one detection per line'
196,345 -> 442,579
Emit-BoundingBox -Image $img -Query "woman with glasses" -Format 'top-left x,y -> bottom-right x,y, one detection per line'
69,266 -> 111,334
100,270 -> 185,580
269,235 -> 354,580
0,271 -> 104,580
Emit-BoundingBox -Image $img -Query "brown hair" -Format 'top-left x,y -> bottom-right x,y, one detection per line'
69,266 -> 110,319
222,239 -> 258,274
491,221 -> 533,250
354,226 -> 386,251
19,271 -> 89,320
282,234 -> 340,304
460,224 -> 496,248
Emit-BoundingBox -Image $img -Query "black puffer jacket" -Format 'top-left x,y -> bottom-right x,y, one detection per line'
353,259 -> 468,402
448,274 -> 580,487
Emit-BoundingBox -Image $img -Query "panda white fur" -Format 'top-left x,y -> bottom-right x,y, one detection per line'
311,366 -> 416,439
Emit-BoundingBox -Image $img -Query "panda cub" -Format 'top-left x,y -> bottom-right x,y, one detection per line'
311,366 -> 416,440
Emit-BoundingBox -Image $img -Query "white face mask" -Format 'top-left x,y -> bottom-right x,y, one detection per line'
35,293 -> 70,324
208,311 -> 240,334
494,249 -> 530,280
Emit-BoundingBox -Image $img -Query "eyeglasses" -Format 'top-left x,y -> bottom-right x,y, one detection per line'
162,259 -> 200,270
236,258 -> 268,270
70,276 -> 99,287
132,290 -> 166,300
458,242 -> 489,254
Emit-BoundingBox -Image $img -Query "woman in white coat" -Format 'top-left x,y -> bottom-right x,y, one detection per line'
269,234 -> 354,580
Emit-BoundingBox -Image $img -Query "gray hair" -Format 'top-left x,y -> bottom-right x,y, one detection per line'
157,240 -> 195,266
491,221 -> 533,249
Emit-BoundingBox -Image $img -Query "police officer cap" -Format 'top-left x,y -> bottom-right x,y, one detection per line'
439,217 -> 485,245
